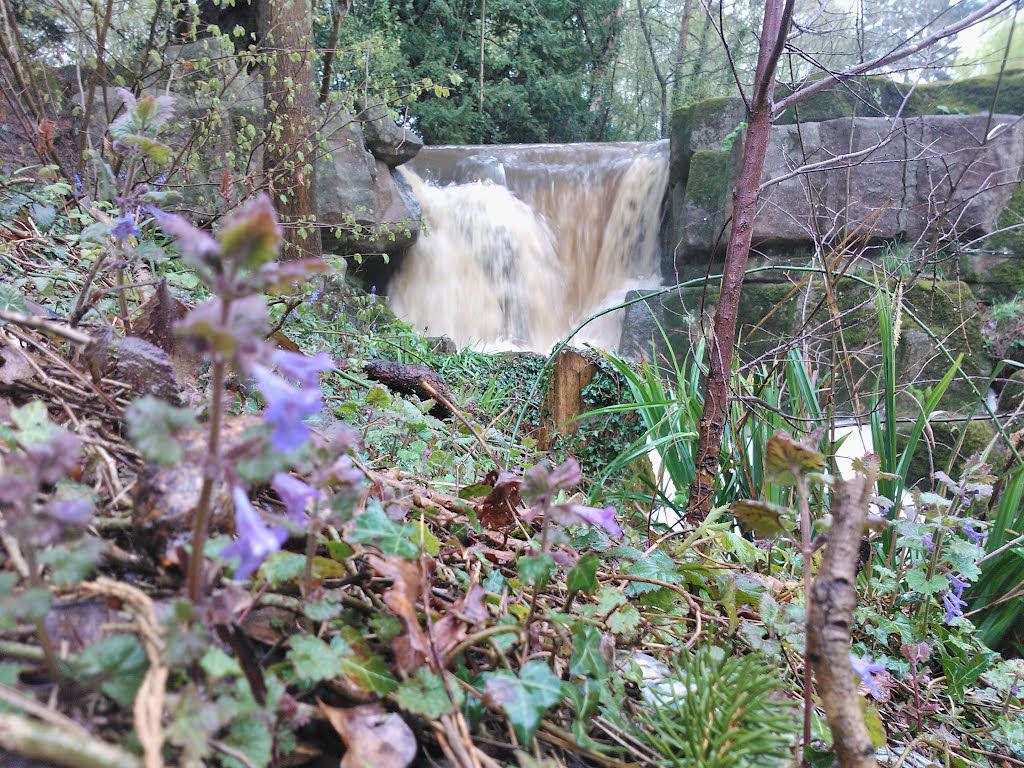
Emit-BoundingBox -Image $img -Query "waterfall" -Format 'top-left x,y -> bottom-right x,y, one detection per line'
388,141 -> 670,352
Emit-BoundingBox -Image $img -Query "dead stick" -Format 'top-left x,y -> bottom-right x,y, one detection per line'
807,475 -> 878,768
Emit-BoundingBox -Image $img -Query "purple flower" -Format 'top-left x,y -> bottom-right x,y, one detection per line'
73,173 -> 83,196
253,365 -> 323,452
272,350 -> 336,388
962,521 -> 984,544
549,502 -> 623,538
221,486 -> 288,580
271,472 -> 320,524
851,655 -> 886,700
922,532 -> 934,552
112,213 -> 140,240
948,573 -> 970,596
942,590 -> 967,623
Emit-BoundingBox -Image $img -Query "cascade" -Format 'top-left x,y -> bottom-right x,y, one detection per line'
388,141 -> 670,352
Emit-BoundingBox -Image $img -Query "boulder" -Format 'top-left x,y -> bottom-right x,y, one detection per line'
357,100 -> 423,168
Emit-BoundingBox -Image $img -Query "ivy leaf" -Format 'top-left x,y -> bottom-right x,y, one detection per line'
396,667 -> 461,719
73,635 -> 149,708
0,283 -> 27,313
222,716 -> 273,768
349,505 -> 420,558
904,569 -> 949,596
29,203 -> 57,232
484,661 -> 564,744
331,626 -> 398,697
569,624 -> 608,678
518,553 -> 556,589
626,550 -> 680,596
940,645 -> 996,701
125,397 -> 198,466
567,552 -> 600,594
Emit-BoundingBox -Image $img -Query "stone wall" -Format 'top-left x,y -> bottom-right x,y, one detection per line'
637,72 -> 1024,426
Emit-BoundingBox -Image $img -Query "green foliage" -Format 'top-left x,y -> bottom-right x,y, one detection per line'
634,646 -> 797,768
483,660 -> 564,744
70,635 -> 150,708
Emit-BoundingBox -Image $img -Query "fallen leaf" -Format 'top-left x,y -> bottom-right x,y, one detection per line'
366,555 -> 431,672
320,701 -> 417,768
476,470 -> 522,530
0,345 -> 34,384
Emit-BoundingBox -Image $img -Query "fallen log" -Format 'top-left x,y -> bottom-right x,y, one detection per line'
362,359 -> 457,419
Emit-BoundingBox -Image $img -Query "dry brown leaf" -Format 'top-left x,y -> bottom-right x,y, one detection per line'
432,584 -> 487,661
134,280 -> 184,354
319,701 -> 417,768
476,469 -> 522,530
366,555 -> 431,672
0,345 -> 35,385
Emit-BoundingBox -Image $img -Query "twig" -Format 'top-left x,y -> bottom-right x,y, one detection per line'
0,309 -> 93,345
0,711 -> 142,768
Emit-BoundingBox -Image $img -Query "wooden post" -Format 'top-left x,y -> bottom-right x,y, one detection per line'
538,349 -> 597,451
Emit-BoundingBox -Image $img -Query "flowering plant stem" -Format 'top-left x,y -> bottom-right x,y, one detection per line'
186,299 -> 232,603
796,474 -> 813,760
23,545 -> 61,685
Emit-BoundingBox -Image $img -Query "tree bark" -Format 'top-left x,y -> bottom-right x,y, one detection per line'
807,475 -> 878,768
686,0 -> 795,523
260,0 -> 322,260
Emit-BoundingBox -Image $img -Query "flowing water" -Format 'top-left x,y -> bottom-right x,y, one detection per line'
388,141 -> 670,352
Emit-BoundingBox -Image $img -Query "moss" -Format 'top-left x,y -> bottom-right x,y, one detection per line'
684,151 -> 731,211
671,97 -> 743,185
905,70 -> 1024,117
775,75 -> 906,124
898,417 -> 999,485
772,70 -> 1024,125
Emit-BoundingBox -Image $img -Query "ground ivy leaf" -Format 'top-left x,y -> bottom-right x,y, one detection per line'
349,504 -> 420,558
607,604 -> 641,635
74,635 -> 149,708
223,715 -> 273,768
200,647 -> 241,680
595,586 -> 627,615
485,660 -> 564,744
39,537 -> 104,587
396,667 -> 461,718
11,401 -> 60,447
567,552 -> 600,594
125,397 -> 198,466
904,569 -> 949,596
258,551 -> 307,587
569,624 -> 608,678
288,635 -> 345,682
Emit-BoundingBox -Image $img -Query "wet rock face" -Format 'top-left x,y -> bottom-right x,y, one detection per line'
669,111 -> 1024,259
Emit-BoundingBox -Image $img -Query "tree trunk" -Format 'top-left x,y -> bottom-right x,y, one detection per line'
670,0 -> 695,107
685,0 -> 794,523
260,0 -> 322,260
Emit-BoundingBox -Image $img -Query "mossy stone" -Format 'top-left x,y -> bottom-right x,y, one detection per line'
897,417 -> 1000,486
684,151 -> 732,212
998,369 -> 1024,409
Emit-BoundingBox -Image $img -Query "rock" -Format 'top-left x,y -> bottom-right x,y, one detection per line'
998,369 -> 1024,412
670,109 -> 1024,259
619,289 -> 668,361
357,100 -> 423,168
318,110 -> 422,256
425,336 -> 457,354
897,416 -> 1001,486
